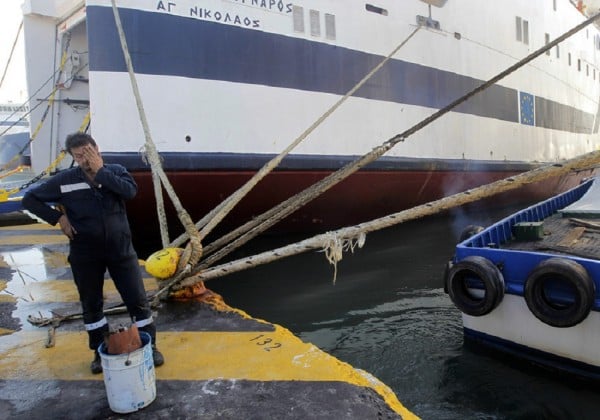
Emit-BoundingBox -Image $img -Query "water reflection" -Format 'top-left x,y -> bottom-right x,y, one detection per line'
209,206 -> 600,419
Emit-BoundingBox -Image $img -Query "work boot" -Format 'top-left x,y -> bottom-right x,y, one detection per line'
152,345 -> 164,367
91,350 -> 102,374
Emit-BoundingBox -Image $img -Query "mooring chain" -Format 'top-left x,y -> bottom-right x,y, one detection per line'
0,112 -> 91,203
0,62 -> 90,176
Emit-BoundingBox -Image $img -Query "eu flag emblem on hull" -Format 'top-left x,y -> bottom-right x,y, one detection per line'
520,91 -> 534,126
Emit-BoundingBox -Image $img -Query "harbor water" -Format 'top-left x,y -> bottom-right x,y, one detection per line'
206,203 -> 600,419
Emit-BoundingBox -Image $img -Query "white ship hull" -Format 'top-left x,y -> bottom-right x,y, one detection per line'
19,0 -> 600,240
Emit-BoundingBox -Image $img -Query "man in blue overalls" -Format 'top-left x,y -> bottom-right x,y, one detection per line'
22,132 -> 164,373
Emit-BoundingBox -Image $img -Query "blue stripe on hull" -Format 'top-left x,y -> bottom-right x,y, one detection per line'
86,6 -> 594,134
464,327 -> 600,382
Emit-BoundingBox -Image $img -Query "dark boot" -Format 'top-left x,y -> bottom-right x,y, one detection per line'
152,345 -> 164,367
91,350 -> 102,374
139,323 -> 164,366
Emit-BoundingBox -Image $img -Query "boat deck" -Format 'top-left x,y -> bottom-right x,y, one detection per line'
504,214 -> 600,261
0,220 -> 416,419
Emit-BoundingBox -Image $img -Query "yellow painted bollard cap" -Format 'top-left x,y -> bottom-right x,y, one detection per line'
145,247 -> 184,279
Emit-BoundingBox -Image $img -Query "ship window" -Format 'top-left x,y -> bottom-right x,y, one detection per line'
568,52 -> 572,66
578,59 -> 581,71
594,69 -> 597,80
545,33 -> 550,55
516,17 -> 529,45
587,64 -> 589,76
325,13 -> 336,40
310,10 -> 320,36
293,6 -> 305,33
556,44 -> 560,58
366,4 -> 388,16
553,0 -> 557,11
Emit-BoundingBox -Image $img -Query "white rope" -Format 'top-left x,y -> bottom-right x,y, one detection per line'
0,20 -> 22,90
195,10 -> 600,269
169,26 -> 422,248
152,169 -> 169,247
321,232 -> 366,284
175,149 -> 600,288
140,147 -> 169,246
111,0 -> 201,264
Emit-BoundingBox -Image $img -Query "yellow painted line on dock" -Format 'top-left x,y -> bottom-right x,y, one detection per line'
0,327 -> 14,336
0,234 -> 68,246
0,223 -> 67,245
0,223 -> 57,231
2,278 -> 157,302
0,328 -> 417,419
0,280 -> 15,303
0,222 -> 418,419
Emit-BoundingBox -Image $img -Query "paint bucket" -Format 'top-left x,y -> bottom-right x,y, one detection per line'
98,331 -> 156,413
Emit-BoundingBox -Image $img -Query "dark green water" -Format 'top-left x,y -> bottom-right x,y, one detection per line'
202,206 -> 600,419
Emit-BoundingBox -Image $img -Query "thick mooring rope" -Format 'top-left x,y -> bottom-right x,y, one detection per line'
175,150 -> 600,288
168,25 -> 422,248
0,20 -> 22,90
196,10 -> 600,270
111,0 -> 202,268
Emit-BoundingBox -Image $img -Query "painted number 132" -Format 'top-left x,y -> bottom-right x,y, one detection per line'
250,334 -> 282,351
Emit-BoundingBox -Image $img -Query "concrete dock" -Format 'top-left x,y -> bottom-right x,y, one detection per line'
0,221 -> 417,419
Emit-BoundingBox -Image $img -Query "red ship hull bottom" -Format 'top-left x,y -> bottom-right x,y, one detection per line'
125,168 -> 595,255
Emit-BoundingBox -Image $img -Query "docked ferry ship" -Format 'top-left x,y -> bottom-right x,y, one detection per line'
19,0 -> 600,240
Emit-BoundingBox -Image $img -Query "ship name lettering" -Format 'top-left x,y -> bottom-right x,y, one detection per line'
156,1 -> 176,12
232,0 -> 293,13
190,7 -> 260,28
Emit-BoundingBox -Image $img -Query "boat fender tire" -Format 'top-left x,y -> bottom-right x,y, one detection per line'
524,258 -> 595,328
445,256 -> 505,316
458,225 -> 484,242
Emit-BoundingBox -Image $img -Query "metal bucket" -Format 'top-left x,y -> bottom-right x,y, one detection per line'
98,331 -> 156,413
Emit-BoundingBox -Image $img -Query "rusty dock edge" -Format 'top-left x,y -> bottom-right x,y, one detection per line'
0,222 -> 418,419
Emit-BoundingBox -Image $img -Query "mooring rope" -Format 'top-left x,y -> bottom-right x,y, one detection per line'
168,25 -> 422,248
0,111 -> 92,203
0,20 -> 22,91
0,36 -> 74,176
0,65 -> 65,139
196,10 -> 600,271
175,150 -> 600,288
110,0 -> 202,269
152,169 -> 169,247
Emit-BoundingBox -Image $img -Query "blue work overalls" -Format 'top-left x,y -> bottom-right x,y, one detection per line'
22,164 -> 156,350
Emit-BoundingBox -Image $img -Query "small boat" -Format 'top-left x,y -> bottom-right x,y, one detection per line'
444,176 -> 600,380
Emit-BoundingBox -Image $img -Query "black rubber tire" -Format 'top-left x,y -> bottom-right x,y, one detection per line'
445,256 -> 505,316
458,225 -> 484,242
524,257 -> 595,328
